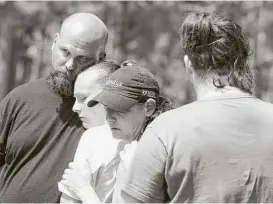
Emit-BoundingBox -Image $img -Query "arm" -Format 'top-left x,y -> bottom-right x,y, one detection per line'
118,126 -> 168,203
58,130 -> 93,201
60,162 -> 101,204
60,126 -> 119,203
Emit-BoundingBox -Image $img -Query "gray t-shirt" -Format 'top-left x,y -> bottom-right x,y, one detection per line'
122,93 -> 273,203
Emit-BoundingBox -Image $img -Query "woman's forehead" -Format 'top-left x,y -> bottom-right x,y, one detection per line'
74,85 -> 101,96
105,103 -> 143,115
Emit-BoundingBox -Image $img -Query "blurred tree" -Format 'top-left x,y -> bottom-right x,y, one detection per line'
0,1 -> 273,106
0,2 -> 17,99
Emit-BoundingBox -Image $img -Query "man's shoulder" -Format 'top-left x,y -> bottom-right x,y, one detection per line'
15,77 -> 46,91
145,102 -> 199,144
7,78 -> 47,97
256,98 -> 273,110
152,101 -> 198,124
249,98 -> 273,120
1,78 -> 48,106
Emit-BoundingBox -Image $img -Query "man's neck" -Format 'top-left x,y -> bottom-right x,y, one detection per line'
195,82 -> 249,101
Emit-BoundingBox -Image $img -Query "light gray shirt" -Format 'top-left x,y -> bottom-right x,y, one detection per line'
122,94 -> 273,202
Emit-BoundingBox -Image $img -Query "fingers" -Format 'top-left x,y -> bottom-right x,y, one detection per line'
60,179 -> 72,189
131,140 -> 138,148
62,174 -> 68,180
60,179 -> 67,186
68,162 -> 78,169
64,168 -> 72,174
62,168 -> 74,180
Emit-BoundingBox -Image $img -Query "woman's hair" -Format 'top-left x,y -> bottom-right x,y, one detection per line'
152,96 -> 176,121
83,59 -> 120,88
140,96 -> 176,136
180,12 -> 253,94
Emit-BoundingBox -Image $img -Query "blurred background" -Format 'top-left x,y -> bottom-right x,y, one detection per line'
1,1 -> 273,106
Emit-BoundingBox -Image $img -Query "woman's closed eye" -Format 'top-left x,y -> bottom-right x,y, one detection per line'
79,97 -> 87,103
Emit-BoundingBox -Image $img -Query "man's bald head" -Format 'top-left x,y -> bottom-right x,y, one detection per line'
60,12 -> 108,59
48,12 -> 109,97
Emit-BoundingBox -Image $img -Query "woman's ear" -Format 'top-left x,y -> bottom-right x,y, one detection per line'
144,98 -> 157,117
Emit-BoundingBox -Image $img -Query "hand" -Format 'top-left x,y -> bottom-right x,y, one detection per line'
60,160 -> 92,197
119,140 -> 138,171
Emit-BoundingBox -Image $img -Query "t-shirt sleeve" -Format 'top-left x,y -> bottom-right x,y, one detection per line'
121,125 -> 168,203
0,93 -> 14,167
58,130 -> 93,200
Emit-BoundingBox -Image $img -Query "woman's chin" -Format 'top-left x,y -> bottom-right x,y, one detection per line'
82,122 -> 89,129
111,130 -> 123,140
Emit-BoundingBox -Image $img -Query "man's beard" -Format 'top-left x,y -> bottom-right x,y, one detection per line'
46,68 -> 76,97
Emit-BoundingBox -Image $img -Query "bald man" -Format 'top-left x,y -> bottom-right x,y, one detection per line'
0,13 -> 108,203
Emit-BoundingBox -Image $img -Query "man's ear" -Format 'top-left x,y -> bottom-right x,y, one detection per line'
52,33 -> 60,51
144,98 -> 157,117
